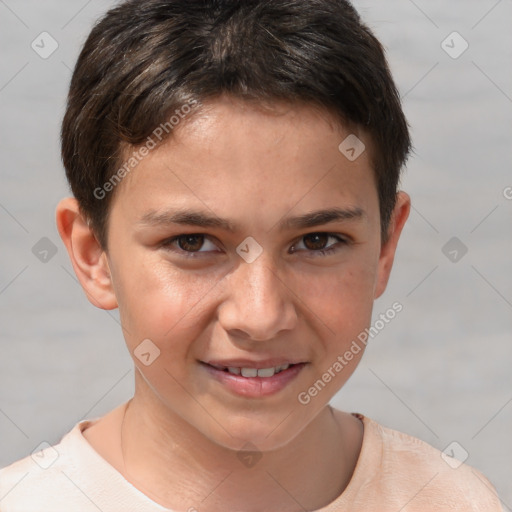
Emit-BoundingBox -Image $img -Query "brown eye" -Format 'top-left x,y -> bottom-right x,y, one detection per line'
176,234 -> 205,252
302,233 -> 330,250
291,233 -> 348,257
161,234 -> 219,257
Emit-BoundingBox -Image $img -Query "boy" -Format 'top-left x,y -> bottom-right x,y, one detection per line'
0,0 -> 503,510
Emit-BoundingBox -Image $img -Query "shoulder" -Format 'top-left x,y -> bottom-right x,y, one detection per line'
0,421 -> 104,512
363,418 -> 502,511
0,416 -> 170,512
338,415 -> 502,512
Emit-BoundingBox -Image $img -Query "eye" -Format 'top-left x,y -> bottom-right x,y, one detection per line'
291,233 -> 348,257
161,232 -> 349,259
161,234 -> 219,257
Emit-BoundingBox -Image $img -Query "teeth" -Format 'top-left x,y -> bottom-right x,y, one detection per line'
211,363 -> 294,377
256,367 -> 276,378
240,367 -> 258,378
229,364 -> 292,378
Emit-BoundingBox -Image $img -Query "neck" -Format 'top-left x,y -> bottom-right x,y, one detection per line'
119,378 -> 362,511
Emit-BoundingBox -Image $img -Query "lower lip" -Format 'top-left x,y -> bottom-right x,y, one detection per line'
201,363 -> 306,398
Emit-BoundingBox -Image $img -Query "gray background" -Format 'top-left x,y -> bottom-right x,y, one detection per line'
1,0 -> 511,507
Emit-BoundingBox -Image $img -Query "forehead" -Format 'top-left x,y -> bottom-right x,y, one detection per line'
170,96 -> 369,161
110,96 -> 378,227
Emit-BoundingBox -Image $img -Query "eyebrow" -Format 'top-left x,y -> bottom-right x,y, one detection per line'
138,206 -> 365,233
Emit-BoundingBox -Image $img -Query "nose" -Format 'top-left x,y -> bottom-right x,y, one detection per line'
218,255 -> 298,342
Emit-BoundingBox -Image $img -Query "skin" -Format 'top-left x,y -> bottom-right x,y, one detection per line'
56,95 -> 410,511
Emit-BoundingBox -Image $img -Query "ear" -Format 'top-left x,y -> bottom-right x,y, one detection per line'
374,191 -> 411,299
56,197 -> 118,310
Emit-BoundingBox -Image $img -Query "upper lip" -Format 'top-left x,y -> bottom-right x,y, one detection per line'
203,359 -> 306,369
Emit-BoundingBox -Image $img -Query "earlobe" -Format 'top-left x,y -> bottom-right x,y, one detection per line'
56,197 -> 118,310
374,191 -> 411,299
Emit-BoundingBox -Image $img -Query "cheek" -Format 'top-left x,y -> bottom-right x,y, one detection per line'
113,255 -> 222,353
116,266 -> 223,401
292,259 -> 377,332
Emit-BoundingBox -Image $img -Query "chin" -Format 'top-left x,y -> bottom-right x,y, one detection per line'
198,407 -> 315,453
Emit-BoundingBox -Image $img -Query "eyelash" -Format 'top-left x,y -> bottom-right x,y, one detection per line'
160,233 -> 349,259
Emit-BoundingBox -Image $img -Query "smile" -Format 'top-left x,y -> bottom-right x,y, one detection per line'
201,361 -> 307,398
209,364 -> 291,378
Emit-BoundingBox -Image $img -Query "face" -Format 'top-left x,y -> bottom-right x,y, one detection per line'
100,96 -> 404,451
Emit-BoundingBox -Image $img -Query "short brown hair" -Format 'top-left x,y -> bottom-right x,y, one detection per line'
61,0 -> 411,250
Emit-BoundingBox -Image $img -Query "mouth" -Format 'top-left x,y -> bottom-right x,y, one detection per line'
206,363 -> 294,378
200,360 -> 307,398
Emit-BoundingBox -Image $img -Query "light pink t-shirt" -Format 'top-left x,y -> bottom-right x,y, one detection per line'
0,413 -> 503,511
